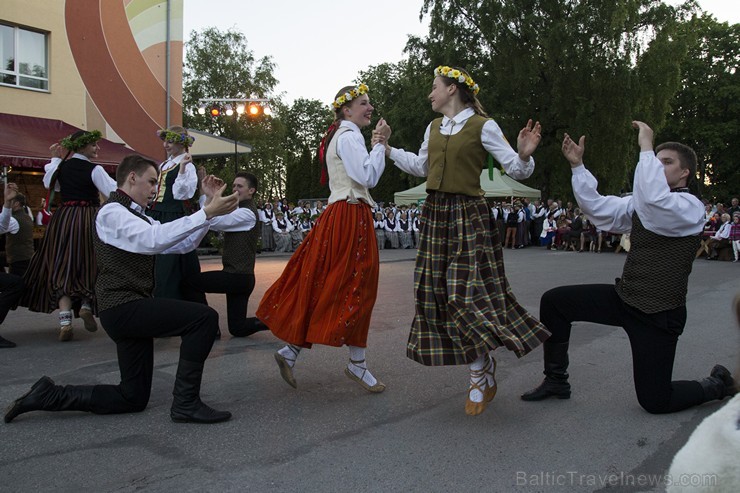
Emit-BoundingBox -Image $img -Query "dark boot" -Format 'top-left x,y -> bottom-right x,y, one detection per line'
170,359 -> 231,424
4,376 -> 93,423
521,342 -> 572,401
230,318 -> 269,338
700,365 -> 738,403
0,335 -> 16,348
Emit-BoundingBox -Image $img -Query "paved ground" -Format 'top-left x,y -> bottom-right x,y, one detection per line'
0,246 -> 738,492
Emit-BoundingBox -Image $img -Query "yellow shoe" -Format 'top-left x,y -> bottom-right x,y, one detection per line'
465,378 -> 490,416
58,325 -> 73,342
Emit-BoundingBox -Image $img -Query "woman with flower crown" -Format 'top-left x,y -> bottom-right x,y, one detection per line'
256,83 -> 389,393
146,125 -> 200,300
373,66 -> 550,415
21,130 -> 117,341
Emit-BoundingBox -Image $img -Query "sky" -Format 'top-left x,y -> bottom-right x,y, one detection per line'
183,0 -> 740,105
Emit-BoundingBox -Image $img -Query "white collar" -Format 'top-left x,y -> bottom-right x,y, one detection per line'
72,153 -> 91,162
440,107 -> 475,128
340,120 -> 362,133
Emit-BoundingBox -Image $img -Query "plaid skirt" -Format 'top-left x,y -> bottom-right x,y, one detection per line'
256,200 -> 379,348
407,192 -> 550,366
20,204 -> 99,314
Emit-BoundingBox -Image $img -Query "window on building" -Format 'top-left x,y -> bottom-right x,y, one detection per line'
0,24 -> 49,91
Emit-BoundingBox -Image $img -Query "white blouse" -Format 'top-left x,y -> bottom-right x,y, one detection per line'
388,107 -> 535,180
571,151 -> 705,237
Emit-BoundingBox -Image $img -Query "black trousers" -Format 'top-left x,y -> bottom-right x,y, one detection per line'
541,284 -> 704,414
0,273 -> 24,325
182,271 -> 258,336
8,260 -> 29,277
86,298 -> 218,414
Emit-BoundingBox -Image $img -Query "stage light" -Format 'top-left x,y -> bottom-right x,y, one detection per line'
263,105 -> 273,116
209,106 -> 221,117
236,103 -> 246,114
197,105 -> 206,115
248,103 -> 261,116
225,105 -> 234,116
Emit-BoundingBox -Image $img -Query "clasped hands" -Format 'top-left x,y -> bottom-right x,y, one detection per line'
371,118 -> 392,155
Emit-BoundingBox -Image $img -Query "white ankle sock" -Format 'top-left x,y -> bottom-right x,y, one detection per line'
348,346 -> 378,387
468,354 -> 489,403
59,310 -> 72,327
278,344 -> 300,368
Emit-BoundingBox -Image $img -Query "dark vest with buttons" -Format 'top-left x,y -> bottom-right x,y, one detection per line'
222,199 -> 259,275
57,157 -> 101,204
616,212 -> 701,314
427,115 -> 488,196
94,191 -> 155,312
6,209 -> 34,263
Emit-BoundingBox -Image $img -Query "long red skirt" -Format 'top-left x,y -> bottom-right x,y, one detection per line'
256,200 -> 379,348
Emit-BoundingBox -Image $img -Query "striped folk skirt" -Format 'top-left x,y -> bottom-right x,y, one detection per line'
20,204 -> 99,314
407,192 -> 550,366
256,200 -> 379,348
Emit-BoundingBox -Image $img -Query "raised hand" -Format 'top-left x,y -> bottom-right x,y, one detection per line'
3,182 -> 18,207
631,121 -> 654,152
517,119 -> 542,161
197,165 -> 207,183
203,183 -> 238,219
49,143 -> 63,159
561,133 -> 586,167
179,153 -> 193,174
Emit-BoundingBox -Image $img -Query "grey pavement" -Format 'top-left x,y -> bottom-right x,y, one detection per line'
0,246 -> 738,492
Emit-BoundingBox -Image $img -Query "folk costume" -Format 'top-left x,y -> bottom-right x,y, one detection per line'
256,115 -> 386,392
522,151 -> 738,413
0,206 -> 27,348
374,213 -> 386,249
389,107 -> 549,364
259,204 -> 276,251
4,189 -> 230,424
147,146 -> 199,299
183,198 -> 266,337
21,137 -> 116,339
1,204 -> 34,277
388,105 -> 550,415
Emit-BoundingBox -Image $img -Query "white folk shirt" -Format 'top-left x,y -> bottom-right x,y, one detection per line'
0,207 -> 19,235
96,200 -> 210,255
43,154 -> 117,197
160,153 -> 197,201
388,107 -> 535,180
571,151 -> 705,237
335,120 -> 386,189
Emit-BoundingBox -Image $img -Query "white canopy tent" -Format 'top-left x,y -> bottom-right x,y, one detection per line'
394,168 -> 541,204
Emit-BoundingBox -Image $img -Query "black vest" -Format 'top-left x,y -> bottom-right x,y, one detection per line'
94,191 -> 155,312
6,209 -> 34,263
616,213 -> 701,314
222,199 -> 259,275
57,157 -> 101,204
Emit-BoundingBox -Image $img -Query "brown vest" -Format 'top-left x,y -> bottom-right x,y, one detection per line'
426,115 -> 488,196
6,209 -> 34,263
94,191 -> 155,312
616,213 -> 701,313
222,199 -> 259,275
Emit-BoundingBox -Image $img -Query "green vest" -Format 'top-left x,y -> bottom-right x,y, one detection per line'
427,114 -> 488,196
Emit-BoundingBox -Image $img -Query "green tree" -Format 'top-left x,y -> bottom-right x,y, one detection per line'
280,98 -> 332,201
657,14 -> 740,202
402,0 -> 694,199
